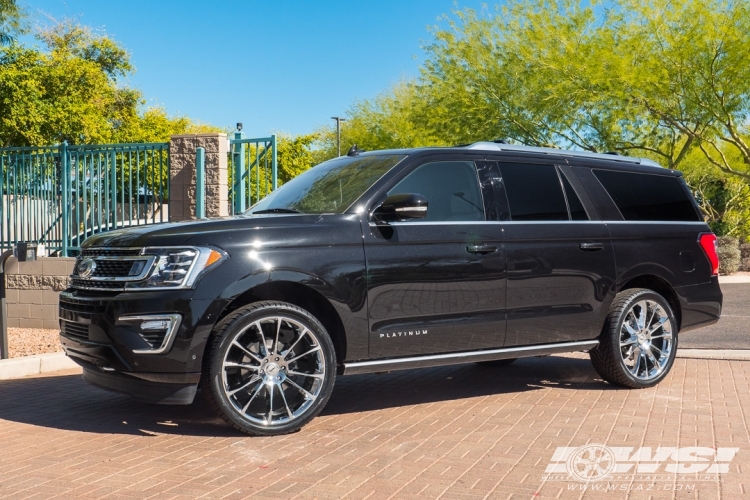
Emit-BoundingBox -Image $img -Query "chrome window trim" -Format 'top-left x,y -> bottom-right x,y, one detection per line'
120,314 -> 183,355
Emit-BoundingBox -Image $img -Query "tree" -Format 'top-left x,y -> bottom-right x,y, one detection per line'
315,81 -> 443,160
0,0 -> 25,45
419,0 -> 750,180
0,19 -> 218,147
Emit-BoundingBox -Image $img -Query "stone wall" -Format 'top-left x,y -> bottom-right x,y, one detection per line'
169,133 -> 229,221
5,257 -> 75,329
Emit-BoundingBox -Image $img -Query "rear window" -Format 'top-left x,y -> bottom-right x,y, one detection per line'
593,170 -> 700,221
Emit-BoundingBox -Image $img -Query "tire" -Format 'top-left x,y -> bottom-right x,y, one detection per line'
202,301 -> 337,436
590,288 -> 678,389
477,358 -> 517,367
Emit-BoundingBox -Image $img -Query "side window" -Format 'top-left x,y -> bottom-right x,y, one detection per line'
388,161 -> 485,222
559,171 -> 589,220
498,163 -> 569,221
593,170 -> 701,221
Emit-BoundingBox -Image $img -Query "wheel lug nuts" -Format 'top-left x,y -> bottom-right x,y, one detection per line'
275,357 -> 279,361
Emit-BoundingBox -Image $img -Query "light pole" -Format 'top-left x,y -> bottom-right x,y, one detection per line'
331,117 -> 346,157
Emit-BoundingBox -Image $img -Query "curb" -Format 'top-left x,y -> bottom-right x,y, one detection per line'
0,352 -> 79,381
676,349 -> 750,361
719,275 -> 750,284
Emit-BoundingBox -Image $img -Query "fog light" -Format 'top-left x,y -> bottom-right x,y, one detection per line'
119,314 -> 182,354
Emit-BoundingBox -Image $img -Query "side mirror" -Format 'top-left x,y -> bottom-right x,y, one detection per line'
373,193 -> 428,223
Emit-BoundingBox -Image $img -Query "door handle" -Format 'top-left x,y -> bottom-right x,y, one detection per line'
579,242 -> 604,251
466,244 -> 497,254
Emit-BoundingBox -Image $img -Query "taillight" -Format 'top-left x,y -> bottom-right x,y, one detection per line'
698,233 -> 719,276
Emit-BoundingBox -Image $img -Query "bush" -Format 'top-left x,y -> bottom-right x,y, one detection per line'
740,242 -> 750,272
717,236 -> 741,275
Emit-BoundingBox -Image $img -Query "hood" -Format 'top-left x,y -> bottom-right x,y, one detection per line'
82,214 -> 324,248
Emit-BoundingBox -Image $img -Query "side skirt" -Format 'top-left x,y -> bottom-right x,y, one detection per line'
342,340 -> 599,375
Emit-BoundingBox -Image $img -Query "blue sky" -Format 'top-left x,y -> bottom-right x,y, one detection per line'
23,0 -> 485,137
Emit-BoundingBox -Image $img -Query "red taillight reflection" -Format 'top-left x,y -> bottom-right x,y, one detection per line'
698,233 -> 719,276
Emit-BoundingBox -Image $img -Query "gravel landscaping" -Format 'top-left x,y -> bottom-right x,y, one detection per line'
8,328 -> 62,358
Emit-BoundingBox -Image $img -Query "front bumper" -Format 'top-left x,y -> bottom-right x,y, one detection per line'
59,288 -> 228,403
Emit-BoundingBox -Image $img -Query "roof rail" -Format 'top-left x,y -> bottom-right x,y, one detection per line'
465,142 -> 663,168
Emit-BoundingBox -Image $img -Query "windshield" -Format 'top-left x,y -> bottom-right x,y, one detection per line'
247,154 -> 406,214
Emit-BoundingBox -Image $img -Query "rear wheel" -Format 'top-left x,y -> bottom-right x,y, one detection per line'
202,301 -> 336,436
590,288 -> 677,389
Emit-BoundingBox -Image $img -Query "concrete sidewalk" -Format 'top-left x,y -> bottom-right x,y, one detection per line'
0,353 -> 747,499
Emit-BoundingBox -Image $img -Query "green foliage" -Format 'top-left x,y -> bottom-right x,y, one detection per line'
740,242 -> 750,271
0,20 -> 217,147
0,0 -> 25,45
717,236 -> 741,274
320,0 -> 750,240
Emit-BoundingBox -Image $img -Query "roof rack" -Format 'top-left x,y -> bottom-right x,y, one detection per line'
465,142 -> 663,168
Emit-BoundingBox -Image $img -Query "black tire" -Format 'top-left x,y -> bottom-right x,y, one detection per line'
477,358 -> 517,367
202,301 -> 336,436
590,288 -> 678,389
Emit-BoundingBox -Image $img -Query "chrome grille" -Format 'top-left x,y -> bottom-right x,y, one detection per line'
70,248 -> 154,291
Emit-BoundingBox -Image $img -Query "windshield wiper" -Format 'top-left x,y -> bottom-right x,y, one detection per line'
250,208 -> 303,215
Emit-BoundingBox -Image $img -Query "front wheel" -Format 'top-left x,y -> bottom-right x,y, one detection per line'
202,301 -> 336,436
590,288 -> 677,389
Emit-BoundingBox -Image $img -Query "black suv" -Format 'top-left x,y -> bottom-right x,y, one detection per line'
59,142 -> 723,436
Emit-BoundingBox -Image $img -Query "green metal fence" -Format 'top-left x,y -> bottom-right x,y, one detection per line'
0,142 -> 169,256
229,134 -> 277,214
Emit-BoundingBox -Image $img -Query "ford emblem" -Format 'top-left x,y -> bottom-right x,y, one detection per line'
78,257 -> 97,278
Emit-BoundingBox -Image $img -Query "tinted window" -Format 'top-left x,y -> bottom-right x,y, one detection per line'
388,161 -> 484,222
499,163 -> 568,221
249,154 -> 405,214
560,172 -> 588,220
593,170 -> 700,221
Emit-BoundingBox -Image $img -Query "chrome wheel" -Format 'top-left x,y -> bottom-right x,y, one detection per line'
221,315 -> 326,427
619,299 -> 673,381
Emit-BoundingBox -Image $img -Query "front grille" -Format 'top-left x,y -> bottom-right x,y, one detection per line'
59,292 -> 110,315
80,248 -> 142,257
71,247 -> 153,291
90,260 -> 136,277
70,279 -> 125,290
60,320 -> 89,342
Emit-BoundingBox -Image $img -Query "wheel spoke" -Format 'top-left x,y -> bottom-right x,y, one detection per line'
623,322 -> 638,336
286,345 -> 321,365
241,382 -> 264,414
620,335 -> 637,347
283,327 -> 309,356
631,347 -> 642,375
232,340 -> 263,364
635,301 -> 648,330
273,317 -> 282,354
227,375 -> 260,396
648,316 -> 668,335
266,384 -> 274,424
645,347 -> 659,370
287,370 -> 324,379
224,361 -> 260,371
284,377 -> 314,400
254,321 -> 270,356
278,385 -> 294,419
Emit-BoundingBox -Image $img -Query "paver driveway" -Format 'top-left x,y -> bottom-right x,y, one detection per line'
0,354 -> 748,499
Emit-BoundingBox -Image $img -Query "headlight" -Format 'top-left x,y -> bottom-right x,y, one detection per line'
125,246 -> 227,290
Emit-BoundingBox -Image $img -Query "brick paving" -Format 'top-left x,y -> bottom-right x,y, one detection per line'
0,354 -> 748,499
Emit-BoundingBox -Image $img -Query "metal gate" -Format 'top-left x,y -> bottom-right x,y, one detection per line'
229,134 -> 277,214
0,142 -> 169,256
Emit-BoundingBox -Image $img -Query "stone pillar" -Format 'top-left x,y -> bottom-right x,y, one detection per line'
169,133 -> 229,221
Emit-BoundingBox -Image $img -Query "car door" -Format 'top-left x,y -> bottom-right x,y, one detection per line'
363,158 -> 507,358
495,160 -> 617,346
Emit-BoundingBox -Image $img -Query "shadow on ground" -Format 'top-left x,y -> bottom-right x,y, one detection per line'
0,355 -> 613,437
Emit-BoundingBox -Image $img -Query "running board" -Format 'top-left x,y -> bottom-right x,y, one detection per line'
342,340 -> 599,375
